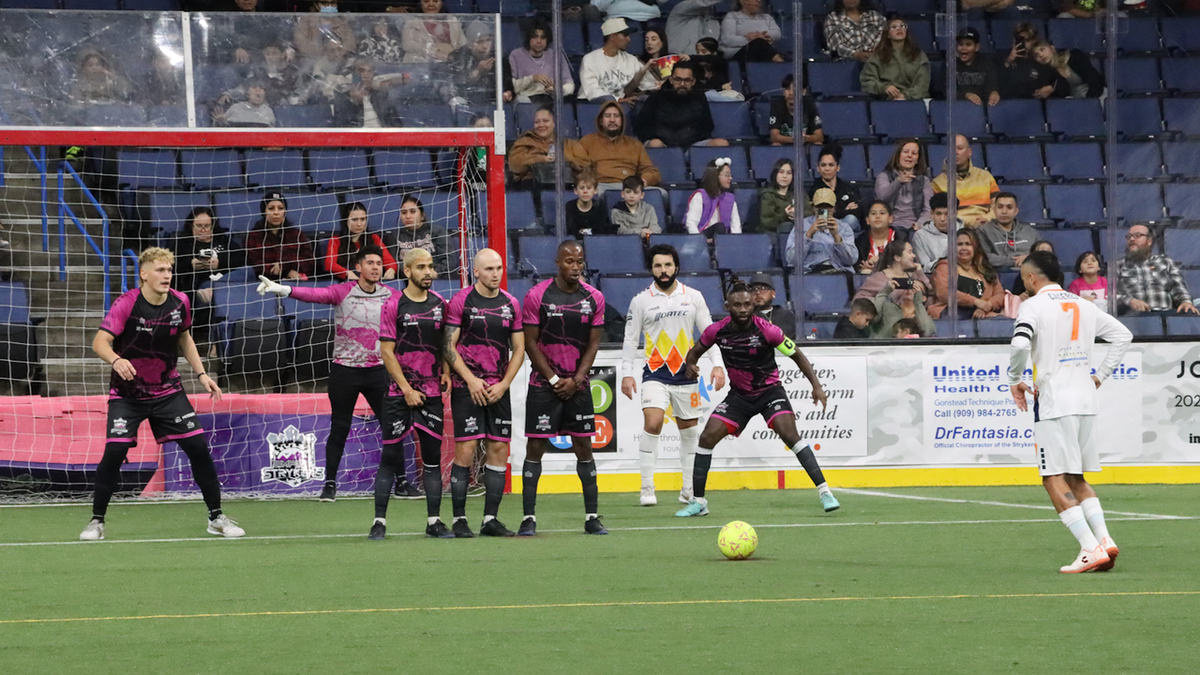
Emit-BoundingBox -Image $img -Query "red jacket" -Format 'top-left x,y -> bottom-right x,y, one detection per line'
324,233 -> 399,280
246,225 -> 315,279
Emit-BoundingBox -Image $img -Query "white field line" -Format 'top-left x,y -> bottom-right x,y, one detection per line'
839,488 -> 1190,520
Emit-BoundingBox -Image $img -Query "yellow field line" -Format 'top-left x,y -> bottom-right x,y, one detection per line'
4,591 -> 1198,625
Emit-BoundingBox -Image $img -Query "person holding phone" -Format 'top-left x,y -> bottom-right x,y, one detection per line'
998,22 -> 1058,100
853,240 -> 935,337
784,188 -> 858,273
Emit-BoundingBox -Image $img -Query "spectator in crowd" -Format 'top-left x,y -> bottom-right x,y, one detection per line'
217,81 -> 276,126
216,0 -> 285,66
976,191 -> 1039,270
633,28 -> 674,94
933,134 -> 999,228
579,101 -> 662,192
170,206 -> 245,339
998,22 -> 1058,100
391,194 -> 455,275
579,18 -> 645,102
1115,224 -> 1199,315
592,0 -> 670,25
719,0 -> 785,62
246,191 -> 316,281
1055,0 -> 1105,19
911,192 -> 961,273
785,188 -> 858,272
255,43 -> 303,106
770,74 -> 824,146
893,318 -> 921,338
325,202 -> 399,281
71,52 -> 130,104
565,169 -> 614,237
666,0 -> 723,57
824,0 -> 887,62
960,0 -> 1020,17
875,138 -> 932,230
637,63 -> 729,148
750,273 -> 796,339
359,17 -> 405,64
685,158 -> 742,236
402,0 -> 466,64
927,229 -> 1004,320
1031,41 -> 1106,99
834,298 -> 878,338
856,200 -> 911,274
611,176 -> 662,236
759,158 -> 801,234
300,39 -> 355,104
1010,240 -> 1058,299
1068,251 -> 1108,311
810,145 -> 862,232
444,21 -> 514,110
294,0 -> 357,60
691,38 -> 744,101
332,60 -> 404,127
142,51 -> 183,107
510,21 -> 577,103
860,16 -> 930,101
508,107 -> 591,185
955,27 -> 1000,106
855,240 -> 936,337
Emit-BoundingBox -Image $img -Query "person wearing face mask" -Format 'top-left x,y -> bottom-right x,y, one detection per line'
245,191 -> 315,280
294,0 -> 357,60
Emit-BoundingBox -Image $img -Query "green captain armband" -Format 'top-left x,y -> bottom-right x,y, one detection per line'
775,337 -> 797,356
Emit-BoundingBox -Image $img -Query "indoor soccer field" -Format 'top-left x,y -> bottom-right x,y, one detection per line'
3,484 -> 1198,674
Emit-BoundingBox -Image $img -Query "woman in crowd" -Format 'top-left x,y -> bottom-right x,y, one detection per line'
509,21 -> 576,103
928,229 -> 1004,320
719,0 -> 785,62
393,194 -> 454,274
359,17 -> 406,64
758,158 -> 802,234
692,38 -> 743,100
402,0 -> 466,64
633,28 -> 675,94
294,0 -> 357,60
854,239 -> 935,337
507,106 -> 590,185
824,0 -> 886,62
1031,40 -> 1106,98
809,145 -> 863,233
874,137 -> 932,230
855,201 -> 910,274
246,191 -> 316,281
860,16 -> 930,101
685,158 -> 742,236
325,202 -> 399,281
71,52 -> 130,104
170,206 -> 245,340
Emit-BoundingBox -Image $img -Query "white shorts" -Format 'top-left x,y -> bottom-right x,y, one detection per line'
1034,415 -> 1099,477
640,380 -> 702,420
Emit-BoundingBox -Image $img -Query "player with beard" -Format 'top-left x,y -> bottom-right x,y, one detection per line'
621,244 -> 726,507
675,278 -> 839,517
520,240 -> 607,536
375,248 -> 453,539
442,249 -> 525,537
256,246 -> 396,503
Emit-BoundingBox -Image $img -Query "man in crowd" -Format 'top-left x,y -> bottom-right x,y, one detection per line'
933,134 -> 999,228
955,27 -> 1000,106
579,18 -> 644,102
637,62 -> 728,148
977,191 -> 1039,271
1116,224 -> 1200,316
580,101 -> 662,193
750,273 -> 796,340
911,192 -> 960,272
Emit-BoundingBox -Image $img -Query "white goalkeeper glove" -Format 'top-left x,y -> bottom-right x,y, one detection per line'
256,275 -> 292,297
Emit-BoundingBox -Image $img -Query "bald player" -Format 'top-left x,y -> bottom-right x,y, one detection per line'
442,249 -> 526,537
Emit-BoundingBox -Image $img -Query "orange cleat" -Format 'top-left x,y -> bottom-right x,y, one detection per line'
1060,545 -> 1111,574
1097,536 -> 1120,571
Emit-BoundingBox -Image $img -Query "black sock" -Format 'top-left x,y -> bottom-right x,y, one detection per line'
693,452 -> 712,498
92,442 -> 129,518
177,436 -> 222,514
208,508 -> 223,521
374,444 -> 401,519
793,443 -> 826,487
423,463 -> 442,518
91,514 -> 105,524
483,466 -> 505,518
522,459 -> 541,517
577,459 -> 599,514
450,464 -> 470,519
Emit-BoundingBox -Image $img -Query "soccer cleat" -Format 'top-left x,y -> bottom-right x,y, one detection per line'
1060,545 -> 1111,574
207,514 -> 245,538
319,483 -> 337,502
675,499 -> 709,517
820,491 -> 841,512
1098,536 -> 1120,571
584,515 -> 609,535
480,519 -> 516,537
517,517 -> 538,537
679,488 -> 694,504
394,478 -> 422,499
368,521 -> 386,540
425,520 -> 455,538
79,519 -> 105,541
639,486 -> 657,506
452,518 -> 475,538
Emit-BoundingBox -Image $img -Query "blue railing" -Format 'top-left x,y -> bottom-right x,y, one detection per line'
55,158 -> 110,310
120,248 -> 139,293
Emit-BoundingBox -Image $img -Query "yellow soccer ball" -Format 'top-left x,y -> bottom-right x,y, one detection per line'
717,521 -> 758,560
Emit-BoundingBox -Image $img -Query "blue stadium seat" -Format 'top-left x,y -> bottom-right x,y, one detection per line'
820,144 -> 869,182
1115,98 -> 1166,140
750,146 -> 797,182
1162,142 -> 1200,179
1119,18 -> 1164,55
669,189 -> 694,228
714,233 -> 775,271
795,273 -> 851,314
1162,229 -> 1200,267
515,103 -> 540,135
245,149 -> 306,189
213,283 -> 278,321
751,99 -> 772,138
985,144 -> 1046,183
1161,17 -> 1200,56
349,191 -> 403,233
987,99 -> 1051,141
515,235 -> 561,277
817,100 -> 873,143
1037,229 -> 1095,269
807,61 -> 865,99
733,188 -> 758,231
1166,316 -> 1200,336
598,274 -> 652,317
1048,18 -> 1105,54
906,20 -> 937,54
648,234 -> 712,271
1163,99 -> 1200,139
397,104 -> 453,128
506,276 -> 534,303
1111,142 -> 1164,182
690,147 -> 751,182
582,235 -> 647,275
1002,183 -> 1048,224
373,149 -> 438,189
1161,58 -> 1200,95
1044,143 -> 1105,183
975,317 -> 1015,339
288,193 -> 340,238
933,318 -> 975,338
146,105 -> 187,127
709,102 -> 756,141
0,282 -> 32,325
62,0 -> 119,8
870,100 -> 933,142
307,149 -> 370,191
883,0 -> 938,15
117,149 -> 179,190
181,149 -> 243,190
1115,57 -> 1164,97
1044,184 -> 1104,225
680,273 -> 726,315
648,147 -> 689,186
151,192 -> 211,238
1120,315 -> 1165,337
273,105 -> 332,128
745,62 -> 794,96
929,100 -> 989,141
1113,183 -> 1165,223
558,23 -> 588,57
1046,98 -> 1106,140
214,191 -> 267,235
413,189 -> 462,232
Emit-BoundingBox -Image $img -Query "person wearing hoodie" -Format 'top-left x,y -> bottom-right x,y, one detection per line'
508,107 -> 591,185
390,194 -> 455,275
666,0 -> 723,56
245,191 -> 315,280
910,192 -> 962,273
579,100 -> 662,192
976,191 -> 1040,271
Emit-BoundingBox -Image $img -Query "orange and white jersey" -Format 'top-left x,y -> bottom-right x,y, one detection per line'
621,281 -> 721,386
1008,283 -> 1132,419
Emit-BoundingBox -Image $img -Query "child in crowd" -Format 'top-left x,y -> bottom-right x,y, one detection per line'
1068,251 -> 1108,311
834,298 -> 877,338
893,318 -> 921,338
611,176 -> 660,237
566,170 -> 612,237
219,82 -> 276,127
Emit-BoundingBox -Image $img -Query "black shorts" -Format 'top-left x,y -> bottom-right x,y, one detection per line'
525,384 -> 595,438
382,393 -> 445,443
710,384 -> 793,438
451,387 -> 513,442
106,390 -> 204,446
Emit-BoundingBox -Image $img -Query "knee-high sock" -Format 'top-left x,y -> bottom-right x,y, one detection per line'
374,443 -> 402,519
1060,505 -> 1101,551
92,442 -> 131,519
177,435 -> 223,516
325,393 -> 356,484
577,459 -> 599,514
417,430 -> 443,518
678,425 -> 700,492
693,449 -> 713,499
1080,497 -> 1111,541
638,432 -> 660,488
401,433 -> 420,484
522,459 -> 542,517
450,464 -> 470,519
791,441 -> 826,488
483,464 -> 506,518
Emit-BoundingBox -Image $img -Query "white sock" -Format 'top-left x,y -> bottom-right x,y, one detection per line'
427,517 -> 440,526
586,513 -> 598,520
815,481 -> 832,497
678,424 -> 700,492
1059,505 -> 1100,551
694,496 -> 708,506
374,518 -> 386,526
524,515 -> 536,522
453,516 -> 467,523
1079,497 -> 1111,542
639,431 -> 660,488
483,515 -> 495,524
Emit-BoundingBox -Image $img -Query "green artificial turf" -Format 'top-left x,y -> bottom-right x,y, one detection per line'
2,485 -> 1198,674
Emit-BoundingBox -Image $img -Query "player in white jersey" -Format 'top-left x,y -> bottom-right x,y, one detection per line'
621,244 -> 726,506
1008,251 -> 1133,573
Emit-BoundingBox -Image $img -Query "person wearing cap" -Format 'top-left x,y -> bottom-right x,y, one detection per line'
246,192 -> 316,281
592,0 -> 670,25
955,27 -> 1000,106
932,134 -> 999,228
784,187 -> 858,273
580,18 -> 646,102
636,62 -> 729,148
749,273 -> 796,339
402,0 -> 467,64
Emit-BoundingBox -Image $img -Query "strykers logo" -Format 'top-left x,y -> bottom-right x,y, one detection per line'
111,417 -> 128,434
535,414 -> 552,431
169,309 -> 182,327
931,365 -> 1003,383
261,425 -> 325,487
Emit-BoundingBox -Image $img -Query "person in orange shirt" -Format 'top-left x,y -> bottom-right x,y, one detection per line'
932,134 -> 999,228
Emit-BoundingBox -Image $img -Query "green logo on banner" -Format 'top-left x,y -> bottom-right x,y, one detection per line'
591,379 -> 613,413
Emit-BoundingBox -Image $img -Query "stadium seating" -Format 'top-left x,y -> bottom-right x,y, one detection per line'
870,100 -> 934,142
647,147 -> 689,186
1044,143 -> 1104,183
1162,229 -> 1200,268
648,234 -> 712,272
1037,229 -> 1096,269
181,149 -> 244,190
817,101 -> 873,143
985,144 -> 1046,183
308,150 -> 371,191
582,235 -> 648,276
1111,143 -> 1164,181
713,233 -> 776,272
598,274 -> 651,318
117,149 -> 179,190
795,273 -> 851,315
214,191 -> 268,235
1046,99 -> 1105,140
1044,184 -> 1105,226
515,235 -> 561,278
245,150 -> 306,190
151,192 -> 212,238
373,149 -> 439,189
987,99 -> 1051,141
